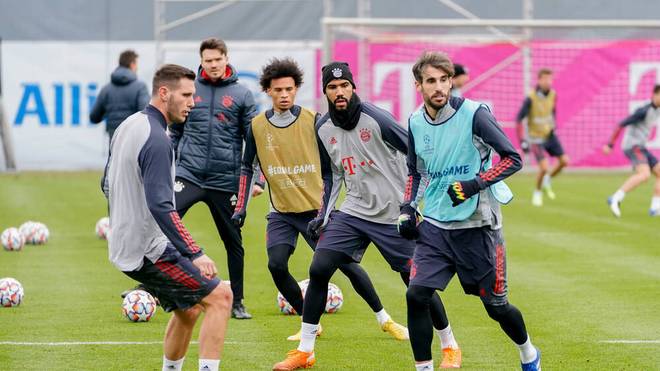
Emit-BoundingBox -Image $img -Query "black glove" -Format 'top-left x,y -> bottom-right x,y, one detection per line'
520,139 -> 530,153
231,209 -> 246,228
397,203 -> 419,240
447,179 -> 481,207
307,216 -> 325,241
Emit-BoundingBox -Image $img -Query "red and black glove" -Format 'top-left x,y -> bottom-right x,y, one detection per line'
447,179 -> 481,207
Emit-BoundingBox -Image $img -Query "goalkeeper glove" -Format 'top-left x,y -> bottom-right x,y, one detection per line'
397,203 -> 419,240
447,179 -> 481,207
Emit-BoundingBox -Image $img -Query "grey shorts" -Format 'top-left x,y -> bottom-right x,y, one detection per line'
316,211 -> 414,272
123,245 -> 220,312
624,146 -> 658,169
266,211 -> 318,250
410,221 -> 508,305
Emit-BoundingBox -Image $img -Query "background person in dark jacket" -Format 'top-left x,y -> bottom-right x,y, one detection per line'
90,49 -> 150,144
169,37 -> 261,319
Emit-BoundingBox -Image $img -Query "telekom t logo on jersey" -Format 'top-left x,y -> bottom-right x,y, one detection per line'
341,156 -> 375,175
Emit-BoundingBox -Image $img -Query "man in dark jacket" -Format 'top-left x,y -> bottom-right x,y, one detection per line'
90,50 -> 150,144
169,37 -> 261,319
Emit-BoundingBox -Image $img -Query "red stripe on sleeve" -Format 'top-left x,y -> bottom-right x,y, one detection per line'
235,175 -> 247,211
480,157 -> 513,182
404,176 -> 413,202
169,211 -> 201,254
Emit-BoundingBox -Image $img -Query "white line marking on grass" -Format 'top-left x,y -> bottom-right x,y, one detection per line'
0,341 -> 239,346
600,340 -> 660,344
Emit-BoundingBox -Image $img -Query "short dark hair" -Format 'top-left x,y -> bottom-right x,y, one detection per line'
152,64 -> 196,95
412,51 -> 454,83
654,84 -> 660,95
118,50 -> 138,68
199,37 -> 228,56
538,68 -> 553,78
259,58 -> 304,91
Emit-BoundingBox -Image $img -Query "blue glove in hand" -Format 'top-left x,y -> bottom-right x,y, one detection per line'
307,216 -> 325,241
447,179 -> 481,207
397,203 -> 419,240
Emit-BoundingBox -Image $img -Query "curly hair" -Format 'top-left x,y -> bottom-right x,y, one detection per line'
259,58 -> 304,91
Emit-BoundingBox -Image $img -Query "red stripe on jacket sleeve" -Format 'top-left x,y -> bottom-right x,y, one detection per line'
169,211 -> 201,254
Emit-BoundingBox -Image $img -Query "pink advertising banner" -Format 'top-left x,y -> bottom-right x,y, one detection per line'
324,40 -> 660,168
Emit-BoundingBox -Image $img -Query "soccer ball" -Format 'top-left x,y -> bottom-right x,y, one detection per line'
1,227 -> 25,251
325,282 -> 344,313
0,277 -> 24,307
19,221 -> 49,245
95,217 -> 110,240
121,289 -> 157,322
277,279 -> 343,315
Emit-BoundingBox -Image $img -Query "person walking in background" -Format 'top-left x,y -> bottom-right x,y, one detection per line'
90,49 -> 150,144
516,68 -> 569,207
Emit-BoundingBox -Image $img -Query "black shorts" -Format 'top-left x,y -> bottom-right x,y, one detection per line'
623,146 -> 659,169
410,222 -> 508,305
531,132 -> 565,161
316,211 -> 414,272
266,211 -> 318,250
123,245 -> 220,312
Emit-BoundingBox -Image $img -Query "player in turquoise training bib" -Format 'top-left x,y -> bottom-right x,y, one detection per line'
401,51 -> 541,371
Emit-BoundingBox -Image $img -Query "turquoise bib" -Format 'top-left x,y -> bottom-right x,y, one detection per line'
409,99 -> 512,222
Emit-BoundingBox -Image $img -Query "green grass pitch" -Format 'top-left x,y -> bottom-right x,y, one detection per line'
0,171 -> 659,370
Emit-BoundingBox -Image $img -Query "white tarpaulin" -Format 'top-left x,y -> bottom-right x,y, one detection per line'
1,41 -> 318,170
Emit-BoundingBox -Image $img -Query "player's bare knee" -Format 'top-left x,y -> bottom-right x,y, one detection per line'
204,284 -> 233,312
559,155 -> 569,167
653,164 -> 660,177
179,304 -> 203,323
638,168 -> 651,182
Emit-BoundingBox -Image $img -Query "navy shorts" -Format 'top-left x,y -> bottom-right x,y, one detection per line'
316,211 -> 414,272
624,146 -> 659,169
531,131 -> 565,161
266,211 -> 318,250
123,245 -> 220,312
410,222 -> 508,305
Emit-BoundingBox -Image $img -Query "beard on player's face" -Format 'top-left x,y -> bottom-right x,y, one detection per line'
424,88 -> 449,111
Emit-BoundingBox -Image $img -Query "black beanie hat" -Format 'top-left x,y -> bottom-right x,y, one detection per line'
453,63 -> 467,77
322,61 -> 356,93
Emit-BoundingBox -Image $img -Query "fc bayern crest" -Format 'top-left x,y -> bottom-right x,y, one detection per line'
332,68 -> 343,78
359,128 -> 372,143
222,95 -> 233,108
